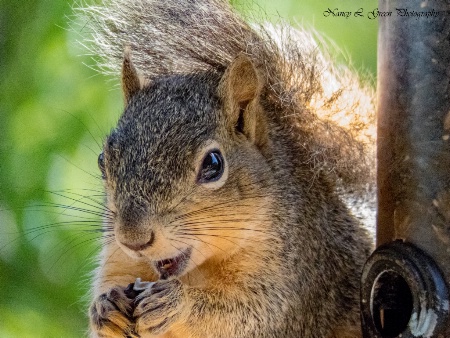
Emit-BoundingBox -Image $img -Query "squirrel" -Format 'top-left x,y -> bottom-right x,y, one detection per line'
78,0 -> 376,337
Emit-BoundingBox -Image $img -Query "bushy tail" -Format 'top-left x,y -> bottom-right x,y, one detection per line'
77,0 -> 376,225
78,0 -> 258,76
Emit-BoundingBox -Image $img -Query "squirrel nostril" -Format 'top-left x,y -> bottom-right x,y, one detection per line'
121,231 -> 155,251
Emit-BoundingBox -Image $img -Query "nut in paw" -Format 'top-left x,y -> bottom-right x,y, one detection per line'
134,279 -> 187,335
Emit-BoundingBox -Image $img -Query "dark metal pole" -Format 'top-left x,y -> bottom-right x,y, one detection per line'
361,1 -> 450,337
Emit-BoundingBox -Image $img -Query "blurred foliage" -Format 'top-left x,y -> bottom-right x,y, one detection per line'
0,0 -> 376,336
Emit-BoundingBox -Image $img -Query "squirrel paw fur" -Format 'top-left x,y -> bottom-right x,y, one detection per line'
134,279 -> 186,335
90,286 -> 137,337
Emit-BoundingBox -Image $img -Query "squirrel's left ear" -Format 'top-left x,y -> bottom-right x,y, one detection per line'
121,47 -> 148,105
220,54 -> 267,148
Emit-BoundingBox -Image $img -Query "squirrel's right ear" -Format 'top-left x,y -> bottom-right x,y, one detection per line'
220,54 -> 267,147
121,47 -> 148,105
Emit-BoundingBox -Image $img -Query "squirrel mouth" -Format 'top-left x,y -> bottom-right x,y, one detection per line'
154,247 -> 192,279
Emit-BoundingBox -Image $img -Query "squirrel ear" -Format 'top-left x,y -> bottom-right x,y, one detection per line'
121,47 -> 148,105
220,54 -> 267,146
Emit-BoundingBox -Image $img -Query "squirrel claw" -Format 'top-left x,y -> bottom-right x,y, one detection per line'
134,279 -> 185,335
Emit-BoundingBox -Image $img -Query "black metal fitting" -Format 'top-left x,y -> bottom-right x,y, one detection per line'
361,240 -> 449,338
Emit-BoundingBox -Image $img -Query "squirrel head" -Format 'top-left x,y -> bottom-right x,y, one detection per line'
100,51 -> 275,279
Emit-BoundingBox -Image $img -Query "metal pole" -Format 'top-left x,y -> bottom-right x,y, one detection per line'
361,1 -> 450,337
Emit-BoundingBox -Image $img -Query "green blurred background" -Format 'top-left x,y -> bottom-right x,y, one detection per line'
0,0 -> 377,336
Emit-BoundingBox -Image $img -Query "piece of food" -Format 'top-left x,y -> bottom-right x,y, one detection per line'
124,278 -> 155,299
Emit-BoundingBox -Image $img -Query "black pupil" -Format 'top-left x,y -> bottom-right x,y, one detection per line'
200,151 -> 223,182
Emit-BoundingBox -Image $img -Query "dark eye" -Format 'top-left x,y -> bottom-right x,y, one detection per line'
198,150 -> 224,183
98,152 -> 106,180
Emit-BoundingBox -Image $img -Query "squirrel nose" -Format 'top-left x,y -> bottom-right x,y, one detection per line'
120,231 -> 155,251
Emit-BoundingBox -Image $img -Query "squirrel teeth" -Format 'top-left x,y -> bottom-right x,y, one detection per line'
161,260 -> 173,270
154,248 -> 192,279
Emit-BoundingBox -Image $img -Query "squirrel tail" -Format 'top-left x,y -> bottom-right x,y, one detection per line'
77,0 -> 256,77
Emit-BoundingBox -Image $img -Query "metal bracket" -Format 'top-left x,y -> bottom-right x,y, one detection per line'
361,241 -> 449,337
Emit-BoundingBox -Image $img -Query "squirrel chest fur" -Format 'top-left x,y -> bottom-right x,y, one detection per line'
82,0 -> 375,337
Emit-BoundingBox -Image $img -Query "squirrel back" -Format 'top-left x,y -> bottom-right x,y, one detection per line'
78,1 -> 375,337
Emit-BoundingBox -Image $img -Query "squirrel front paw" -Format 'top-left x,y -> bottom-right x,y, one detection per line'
134,279 -> 186,336
90,286 -> 137,338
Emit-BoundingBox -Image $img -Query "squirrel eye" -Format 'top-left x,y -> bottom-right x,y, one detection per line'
98,152 -> 106,180
198,150 -> 224,183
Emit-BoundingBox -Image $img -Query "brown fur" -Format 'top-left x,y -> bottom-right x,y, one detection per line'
76,1 -> 375,337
